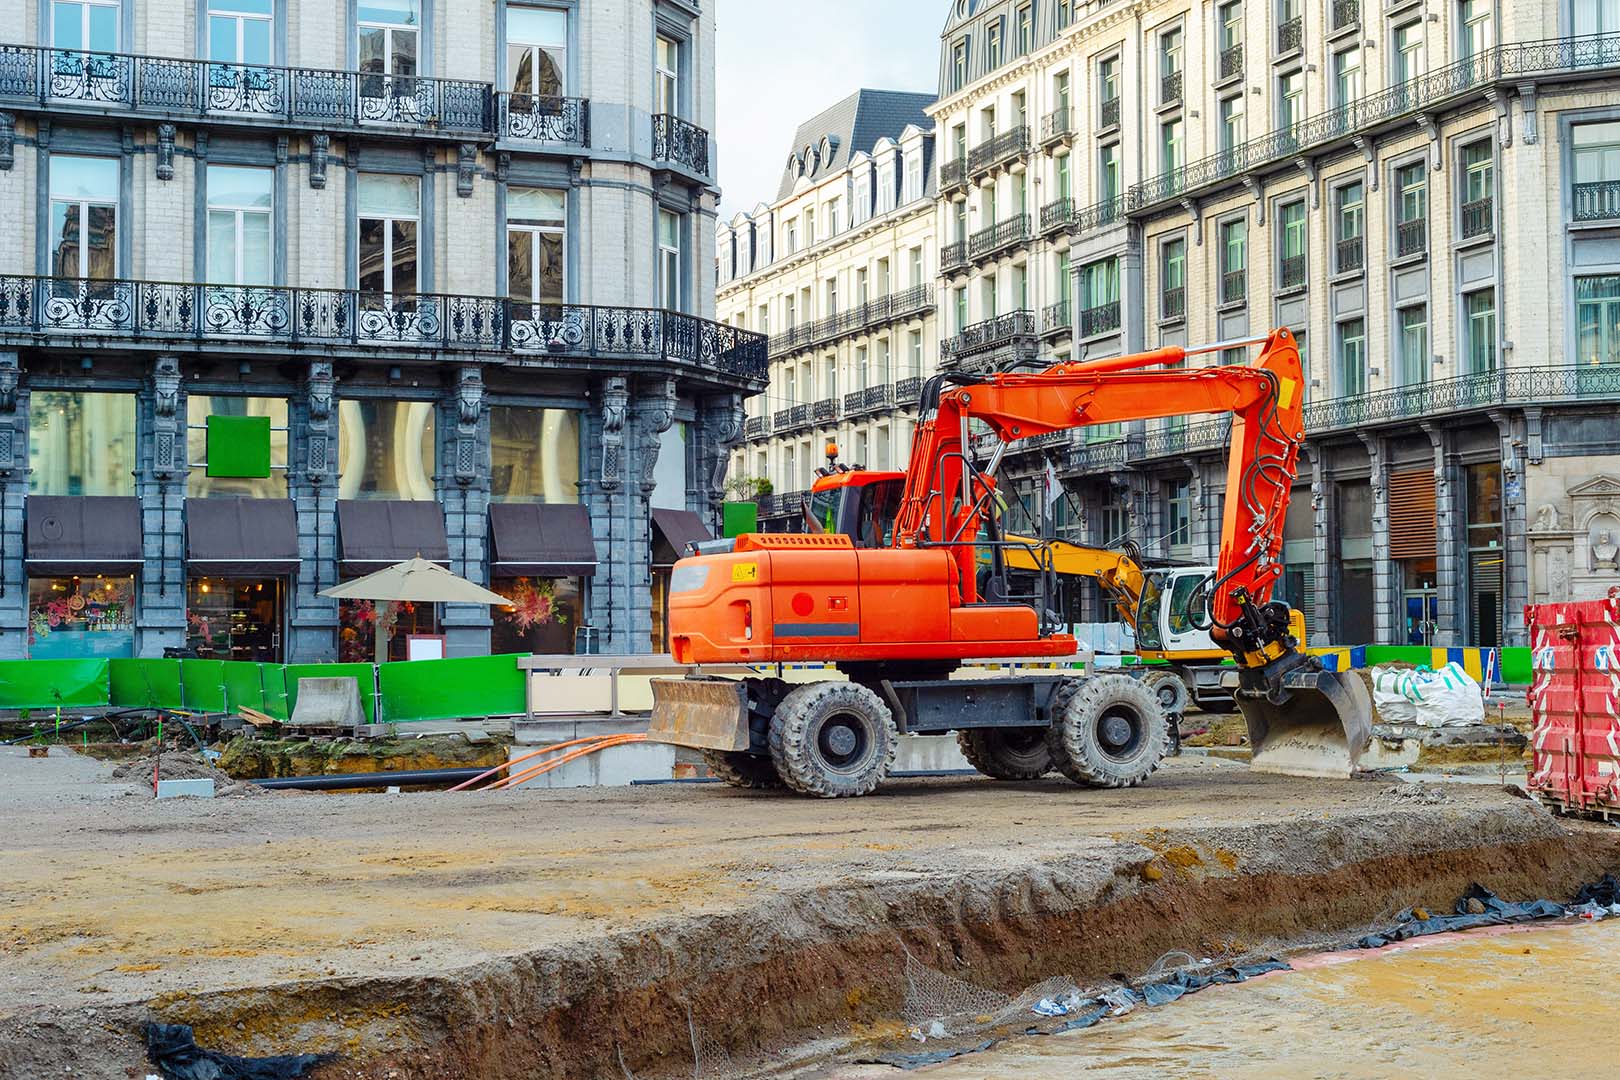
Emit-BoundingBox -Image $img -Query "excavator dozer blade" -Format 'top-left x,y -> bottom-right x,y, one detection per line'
1230,654 -> 1374,779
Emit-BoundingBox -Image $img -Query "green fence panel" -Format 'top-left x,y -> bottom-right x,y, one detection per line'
1500,648 -> 1532,685
108,658 -> 185,709
0,658 -> 110,709
284,663 -> 377,724
377,654 -> 527,724
179,659 -> 228,713
219,662 -> 267,714
259,664 -> 290,721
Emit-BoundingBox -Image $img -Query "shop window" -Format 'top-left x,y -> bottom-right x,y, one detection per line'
28,575 -> 135,659
187,577 -> 284,661
28,390 -> 137,496
338,598 -> 439,663
336,399 -> 436,499
187,395 -> 288,497
489,406 -> 580,503
491,576 -> 582,655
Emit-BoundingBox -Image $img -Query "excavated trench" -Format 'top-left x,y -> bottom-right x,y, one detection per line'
32,797 -> 1615,1080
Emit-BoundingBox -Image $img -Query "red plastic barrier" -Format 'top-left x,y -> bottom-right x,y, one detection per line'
1527,587 -> 1620,816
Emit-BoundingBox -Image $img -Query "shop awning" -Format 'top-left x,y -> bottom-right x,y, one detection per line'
336,500 -> 450,577
651,507 -> 713,569
186,497 -> 300,577
25,495 -> 144,577
489,502 -> 598,578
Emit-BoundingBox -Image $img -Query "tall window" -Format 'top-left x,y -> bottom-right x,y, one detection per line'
52,0 -> 120,52
1465,291 -> 1496,373
1055,152 -> 1071,200
507,186 -> 565,306
357,0 -> 419,86
954,285 -> 968,332
1461,141 -> 1494,236
986,18 -> 1003,67
1459,0 -> 1492,58
1160,26 -> 1183,92
1576,275 -> 1620,364
1219,95 -> 1245,152
507,5 -> 565,98
826,197 -> 841,236
1333,46 -> 1361,106
1218,2 -> 1242,55
1336,318 -> 1366,396
1221,218 -> 1247,303
1278,200 -> 1307,287
904,154 -> 922,202
1054,71 -> 1071,115
206,165 -> 273,284
783,218 -> 797,255
1160,117 -> 1183,175
1082,258 -> 1118,310
1572,121 -> 1620,222
29,391 -> 136,496
908,329 -> 924,377
187,395 -> 288,498
951,39 -> 969,91
1016,3 -> 1033,54
1161,236 -> 1185,319
656,34 -> 679,114
1398,305 -> 1429,385
1575,0 -> 1620,33
1393,22 -> 1423,83
49,155 -> 119,279
952,201 -> 967,242
658,209 -> 683,309
981,273 -> 998,320
357,173 -> 419,296
1277,70 -> 1304,129
1098,55 -> 1119,112
1098,143 -> 1119,202
909,246 -> 924,287
1336,180 -> 1365,272
1396,162 -> 1427,256
1011,89 -> 1027,130
338,399 -> 435,500
209,0 -> 272,67
1057,0 -> 1073,29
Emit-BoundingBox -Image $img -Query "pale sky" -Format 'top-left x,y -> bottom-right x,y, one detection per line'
715,0 -> 944,220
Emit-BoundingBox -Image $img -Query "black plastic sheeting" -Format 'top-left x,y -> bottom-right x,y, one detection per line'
1344,885 -> 1566,950
145,1024 -> 333,1080
1575,874 -> 1620,907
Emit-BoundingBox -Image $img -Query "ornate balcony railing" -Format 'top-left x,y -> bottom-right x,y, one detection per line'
939,158 -> 969,193
1396,218 -> 1428,258
895,376 -> 923,405
788,404 -> 811,429
1161,285 -> 1185,321
0,275 -> 768,378
772,408 -> 792,430
652,113 -> 709,175
1041,106 -> 1074,143
1573,179 -> 1620,221
1042,300 -> 1072,335
812,397 -> 838,424
1099,96 -> 1121,129
1331,0 -> 1360,31
1160,70 -> 1183,106
1302,364 -> 1620,433
1280,254 -> 1308,290
967,125 -> 1030,175
1078,301 -> 1120,337
1460,196 -> 1494,239
843,384 -> 894,417
0,44 -> 492,133
887,284 -> 935,321
496,93 -> 589,146
942,240 -> 969,272
1221,269 -> 1247,305
1132,33 -> 1620,212
1337,236 -> 1364,274
1219,45 -> 1244,80
1140,418 -> 1231,461
943,310 -> 1037,363
744,415 -> 768,439
1039,197 -> 1076,234
1277,16 -> 1303,54
968,215 -> 1031,260
1075,195 -> 1129,232
764,287 -> 934,359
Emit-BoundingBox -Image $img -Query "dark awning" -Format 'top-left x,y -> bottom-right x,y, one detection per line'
25,495 -> 144,577
651,508 -> 713,568
337,500 -> 449,577
489,502 -> 598,578
186,497 -> 299,577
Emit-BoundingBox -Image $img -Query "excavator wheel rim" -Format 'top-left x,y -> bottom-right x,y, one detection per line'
1046,674 -> 1171,789
768,681 -> 897,799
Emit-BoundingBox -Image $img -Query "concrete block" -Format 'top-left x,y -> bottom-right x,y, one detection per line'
156,778 -> 215,799
509,738 -> 676,788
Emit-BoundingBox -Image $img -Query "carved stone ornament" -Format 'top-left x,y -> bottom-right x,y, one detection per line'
599,377 -> 629,490
309,134 -> 329,190
155,123 -> 176,181
307,360 -> 334,424
152,356 -> 181,419
640,378 -> 679,493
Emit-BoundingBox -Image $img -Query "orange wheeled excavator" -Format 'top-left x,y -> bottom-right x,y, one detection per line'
646,329 -> 1373,797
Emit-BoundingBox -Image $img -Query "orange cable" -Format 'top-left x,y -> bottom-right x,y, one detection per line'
492,734 -> 649,791
448,734 -> 627,792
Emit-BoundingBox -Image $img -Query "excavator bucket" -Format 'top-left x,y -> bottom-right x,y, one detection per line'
1229,653 -> 1374,779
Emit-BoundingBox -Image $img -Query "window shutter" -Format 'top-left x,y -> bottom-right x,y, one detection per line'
1387,468 -> 1437,559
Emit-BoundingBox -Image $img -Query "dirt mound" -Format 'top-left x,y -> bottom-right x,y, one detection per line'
111,749 -> 265,797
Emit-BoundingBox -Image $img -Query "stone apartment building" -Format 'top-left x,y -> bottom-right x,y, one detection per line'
926,0 -> 1620,648
0,0 -> 764,662
716,89 -> 938,516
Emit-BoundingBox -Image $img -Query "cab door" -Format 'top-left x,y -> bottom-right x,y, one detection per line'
1160,570 -> 1219,653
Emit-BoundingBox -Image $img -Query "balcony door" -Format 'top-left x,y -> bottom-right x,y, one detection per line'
656,34 -> 679,116
357,0 -> 420,119
207,0 -> 277,112
49,155 -> 119,281
508,186 -> 568,347
507,5 -> 565,101
50,0 -> 122,100
357,173 -> 421,334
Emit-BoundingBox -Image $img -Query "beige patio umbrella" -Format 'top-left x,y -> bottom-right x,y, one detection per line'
320,557 -> 511,662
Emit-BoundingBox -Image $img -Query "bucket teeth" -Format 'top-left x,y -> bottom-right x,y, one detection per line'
1235,654 -> 1374,780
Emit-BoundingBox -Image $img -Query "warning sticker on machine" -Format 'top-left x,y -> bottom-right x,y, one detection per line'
732,563 -> 759,582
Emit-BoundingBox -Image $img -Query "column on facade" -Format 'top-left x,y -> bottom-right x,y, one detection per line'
1359,433 -> 1397,645
439,365 -> 492,658
288,361 -> 339,663
1307,449 -> 1338,647
0,352 -> 26,659
1425,423 -> 1461,647
633,377 -> 679,652
134,357 -> 186,657
1494,409 -> 1530,647
697,391 -> 746,530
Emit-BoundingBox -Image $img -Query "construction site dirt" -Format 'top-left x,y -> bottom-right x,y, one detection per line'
3,745 -> 1617,1080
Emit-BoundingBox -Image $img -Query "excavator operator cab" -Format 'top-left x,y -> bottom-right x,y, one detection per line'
1134,569 -> 1217,653
803,461 -> 906,549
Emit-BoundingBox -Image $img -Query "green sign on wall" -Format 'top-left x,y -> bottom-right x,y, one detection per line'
722,501 -> 758,538
206,415 -> 272,478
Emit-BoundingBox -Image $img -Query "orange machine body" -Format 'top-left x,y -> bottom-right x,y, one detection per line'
668,533 -> 1076,665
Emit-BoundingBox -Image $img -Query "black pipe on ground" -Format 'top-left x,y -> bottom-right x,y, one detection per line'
250,767 -> 489,791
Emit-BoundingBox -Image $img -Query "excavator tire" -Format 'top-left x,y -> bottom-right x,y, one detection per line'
769,681 -> 897,798
1142,669 -> 1190,715
957,727 -> 1053,780
1046,674 -> 1171,789
700,749 -> 784,790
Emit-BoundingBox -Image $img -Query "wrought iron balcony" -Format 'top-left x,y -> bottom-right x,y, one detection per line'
1331,0 -> 1360,31
1280,254 -> 1308,291
1573,179 -> 1620,221
1336,236 -> 1365,274
1277,17 -> 1303,55
1099,96 -> 1121,130
788,404 -> 811,430
652,113 -> 710,176
772,407 -> 792,430
968,215 -> 1031,261
812,398 -> 838,424
895,376 -> 923,405
1160,71 -> 1183,106
939,158 -> 969,194
744,415 -> 768,439
1219,45 -> 1244,81
1302,364 -> 1620,434
0,275 -> 768,379
886,284 -> 935,321
1221,269 -> 1247,305
943,310 -> 1037,364
942,240 -> 969,272
0,44 -> 492,134
1078,301 -> 1120,338
1041,106 -> 1074,144
967,126 -> 1030,176
1040,197 -> 1077,234
1460,197 -> 1494,239
842,384 -> 893,417
497,93 -> 589,146
1132,34 -> 1620,213
1041,300 -> 1072,336
1139,418 -> 1232,461
1396,218 -> 1428,258
1161,286 -> 1186,322
1074,195 -> 1129,232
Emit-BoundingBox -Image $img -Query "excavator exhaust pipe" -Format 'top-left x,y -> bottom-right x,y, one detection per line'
1228,651 -> 1374,779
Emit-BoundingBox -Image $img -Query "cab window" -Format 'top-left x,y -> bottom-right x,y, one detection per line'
1135,573 -> 1165,649
1166,572 -> 1209,634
